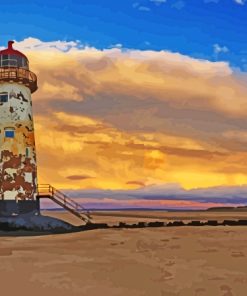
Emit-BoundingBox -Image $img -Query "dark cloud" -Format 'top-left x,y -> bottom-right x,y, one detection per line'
66,175 -> 93,180
126,181 -> 146,187
64,184 -> 247,205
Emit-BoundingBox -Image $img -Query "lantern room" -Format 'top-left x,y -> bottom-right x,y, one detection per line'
0,41 -> 37,93
0,41 -> 29,69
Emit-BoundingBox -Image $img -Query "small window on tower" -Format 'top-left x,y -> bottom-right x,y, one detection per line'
0,92 -> 8,103
4,128 -> 15,138
26,147 -> 30,157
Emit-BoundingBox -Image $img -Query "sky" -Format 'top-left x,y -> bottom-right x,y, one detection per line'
1,0 -> 247,69
2,0 -> 247,209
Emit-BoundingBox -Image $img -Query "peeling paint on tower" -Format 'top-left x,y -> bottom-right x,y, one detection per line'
0,41 -> 38,215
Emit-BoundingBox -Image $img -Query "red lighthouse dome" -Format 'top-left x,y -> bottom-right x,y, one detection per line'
0,41 -> 29,69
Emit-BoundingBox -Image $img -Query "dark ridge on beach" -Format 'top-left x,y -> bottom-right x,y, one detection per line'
207,206 -> 247,211
81,219 -> 247,230
3,218 -> 247,237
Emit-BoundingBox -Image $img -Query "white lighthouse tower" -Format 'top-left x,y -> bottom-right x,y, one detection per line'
0,41 -> 38,215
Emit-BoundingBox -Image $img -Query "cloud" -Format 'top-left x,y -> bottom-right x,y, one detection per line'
204,0 -> 220,3
66,175 -> 94,180
171,1 -> 185,10
205,0 -> 245,4
133,0 -> 167,11
133,2 -> 151,11
56,183 -> 247,209
8,37 -> 81,52
109,43 -> 123,49
234,0 -> 245,5
126,180 -> 146,187
149,0 -> 167,5
213,43 -> 229,54
138,6 -> 151,11
7,38 -> 247,195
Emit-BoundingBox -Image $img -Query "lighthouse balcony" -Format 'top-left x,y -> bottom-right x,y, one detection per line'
0,67 -> 37,93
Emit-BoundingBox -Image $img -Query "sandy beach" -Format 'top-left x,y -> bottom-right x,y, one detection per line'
0,211 -> 246,295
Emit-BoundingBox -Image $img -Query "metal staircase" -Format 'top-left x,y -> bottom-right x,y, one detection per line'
37,184 -> 92,224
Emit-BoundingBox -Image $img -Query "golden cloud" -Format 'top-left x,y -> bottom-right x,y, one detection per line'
10,38 -> 247,190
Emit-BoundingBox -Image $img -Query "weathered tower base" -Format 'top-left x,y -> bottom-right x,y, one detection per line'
0,200 -> 40,216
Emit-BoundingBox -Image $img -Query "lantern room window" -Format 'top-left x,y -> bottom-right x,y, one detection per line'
0,54 -> 29,69
0,92 -> 8,103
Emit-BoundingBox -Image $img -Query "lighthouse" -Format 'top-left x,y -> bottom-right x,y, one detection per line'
0,41 -> 38,216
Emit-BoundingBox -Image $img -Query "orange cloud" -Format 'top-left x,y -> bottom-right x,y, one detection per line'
9,38 -> 247,191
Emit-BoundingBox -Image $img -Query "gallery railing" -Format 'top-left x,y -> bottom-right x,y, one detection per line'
0,67 -> 37,93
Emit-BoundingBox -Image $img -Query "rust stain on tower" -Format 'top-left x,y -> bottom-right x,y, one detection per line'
0,41 -> 38,215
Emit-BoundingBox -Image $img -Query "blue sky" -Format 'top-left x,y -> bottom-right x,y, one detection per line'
1,0 -> 247,69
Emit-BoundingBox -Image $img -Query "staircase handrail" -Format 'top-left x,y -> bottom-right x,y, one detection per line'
37,184 -> 91,221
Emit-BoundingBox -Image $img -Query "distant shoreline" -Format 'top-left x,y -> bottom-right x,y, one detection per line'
42,207 -> 247,212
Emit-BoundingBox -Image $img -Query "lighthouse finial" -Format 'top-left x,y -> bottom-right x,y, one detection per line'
8,40 -> 14,49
